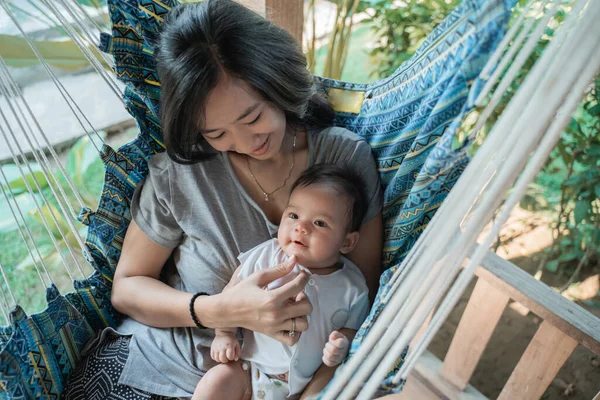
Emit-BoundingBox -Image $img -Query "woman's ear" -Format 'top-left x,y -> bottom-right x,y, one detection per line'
340,232 -> 360,254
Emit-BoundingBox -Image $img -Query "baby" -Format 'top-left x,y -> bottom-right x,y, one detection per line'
195,164 -> 370,400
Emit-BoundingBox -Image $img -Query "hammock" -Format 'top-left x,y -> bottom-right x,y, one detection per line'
2,0 -> 595,398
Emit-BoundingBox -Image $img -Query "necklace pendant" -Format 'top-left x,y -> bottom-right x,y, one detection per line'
264,193 -> 270,202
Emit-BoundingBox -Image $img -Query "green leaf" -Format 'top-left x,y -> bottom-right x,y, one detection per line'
1,164 -> 49,195
595,184 -> 600,198
574,200 -> 589,223
588,103 -> 600,115
66,131 -> 106,186
28,203 -> 71,239
558,252 -> 580,262
545,259 -> 559,272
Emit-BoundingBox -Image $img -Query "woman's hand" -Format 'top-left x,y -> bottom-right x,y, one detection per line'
210,255 -> 312,346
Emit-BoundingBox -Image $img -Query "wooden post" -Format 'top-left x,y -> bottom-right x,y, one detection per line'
266,0 -> 303,43
441,278 -> 510,390
237,0 -> 303,43
498,320 -> 577,400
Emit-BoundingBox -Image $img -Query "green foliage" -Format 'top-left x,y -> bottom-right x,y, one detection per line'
361,0 -> 461,79
530,81 -> 600,278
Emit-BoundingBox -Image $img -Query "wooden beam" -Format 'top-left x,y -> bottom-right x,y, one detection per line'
441,278 -> 510,390
476,250 -> 600,355
392,372 -> 444,400
266,0 -> 303,43
408,350 -> 487,400
382,351 -> 488,400
498,320 -> 577,400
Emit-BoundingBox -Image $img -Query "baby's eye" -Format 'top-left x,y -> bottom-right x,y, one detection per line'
314,220 -> 327,228
288,212 -> 298,219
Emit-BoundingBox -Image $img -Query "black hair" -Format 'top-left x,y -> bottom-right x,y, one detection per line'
155,0 -> 335,164
290,164 -> 367,233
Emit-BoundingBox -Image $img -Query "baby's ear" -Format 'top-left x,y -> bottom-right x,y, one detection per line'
340,232 -> 360,254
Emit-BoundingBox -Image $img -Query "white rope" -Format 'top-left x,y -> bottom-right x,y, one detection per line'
470,0 -> 569,141
368,4 -> 600,397
0,258 -> 17,309
0,166 -> 51,291
40,0 -> 122,100
0,61 -> 93,280
321,0 -> 599,396
0,1 -> 107,150
396,22 -> 600,383
66,0 -> 108,38
58,0 -> 115,67
475,0 -> 555,106
0,75 -> 93,283
0,109 -> 77,284
0,58 -> 86,216
0,274 -> 11,323
478,0 -> 533,80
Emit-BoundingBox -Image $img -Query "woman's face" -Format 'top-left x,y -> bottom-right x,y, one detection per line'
199,76 -> 288,161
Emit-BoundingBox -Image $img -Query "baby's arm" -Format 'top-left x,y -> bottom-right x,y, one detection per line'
211,267 -> 243,363
322,328 -> 356,367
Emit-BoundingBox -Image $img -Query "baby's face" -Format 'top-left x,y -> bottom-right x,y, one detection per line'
278,184 -> 353,270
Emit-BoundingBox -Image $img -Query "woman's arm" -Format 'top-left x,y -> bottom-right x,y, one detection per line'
346,212 -> 383,301
112,221 -> 312,344
112,219 -> 202,327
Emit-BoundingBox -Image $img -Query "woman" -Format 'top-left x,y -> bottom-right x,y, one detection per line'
65,0 -> 382,398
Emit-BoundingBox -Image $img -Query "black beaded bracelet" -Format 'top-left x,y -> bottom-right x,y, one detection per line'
189,292 -> 210,330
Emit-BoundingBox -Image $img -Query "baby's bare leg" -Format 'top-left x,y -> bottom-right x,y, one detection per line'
193,360 -> 251,400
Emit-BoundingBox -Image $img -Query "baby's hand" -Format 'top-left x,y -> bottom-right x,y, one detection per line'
322,330 -> 350,367
211,332 -> 241,363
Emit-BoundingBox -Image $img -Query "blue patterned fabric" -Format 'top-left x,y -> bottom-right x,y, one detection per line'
0,0 -> 513,397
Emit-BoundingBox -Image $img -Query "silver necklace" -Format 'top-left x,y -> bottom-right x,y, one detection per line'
245,132 -> 297,202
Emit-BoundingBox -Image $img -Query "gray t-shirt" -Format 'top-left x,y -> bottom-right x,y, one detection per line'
117,126 -> 383,397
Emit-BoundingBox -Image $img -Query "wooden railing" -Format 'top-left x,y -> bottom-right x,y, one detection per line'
396,250 -> 600,400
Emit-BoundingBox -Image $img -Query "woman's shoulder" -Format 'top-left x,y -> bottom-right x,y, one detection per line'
309,125 -> 373,164
310,125 -> 365,144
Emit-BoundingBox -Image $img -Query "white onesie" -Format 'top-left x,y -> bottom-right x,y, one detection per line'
237,239 -> 370,399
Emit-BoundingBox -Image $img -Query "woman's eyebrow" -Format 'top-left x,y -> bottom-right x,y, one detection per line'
200,103 -> 261,134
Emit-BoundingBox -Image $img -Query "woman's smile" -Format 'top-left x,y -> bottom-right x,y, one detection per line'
250,135 -> 270,156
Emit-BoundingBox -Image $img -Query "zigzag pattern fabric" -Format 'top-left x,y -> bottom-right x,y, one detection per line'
0,0 -> 512,397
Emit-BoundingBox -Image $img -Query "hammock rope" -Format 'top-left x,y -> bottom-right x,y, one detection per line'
0,112 -> 76,285
471,0 -> 566,139
320,0 -> 600,397
0,1 -> 108,152
478,0 -> 530,81
37,0 -> 122,100
0,58 -> 85,220
0,82 -> 88,281
0,165 -> 53,292
56,0 -> 115,67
